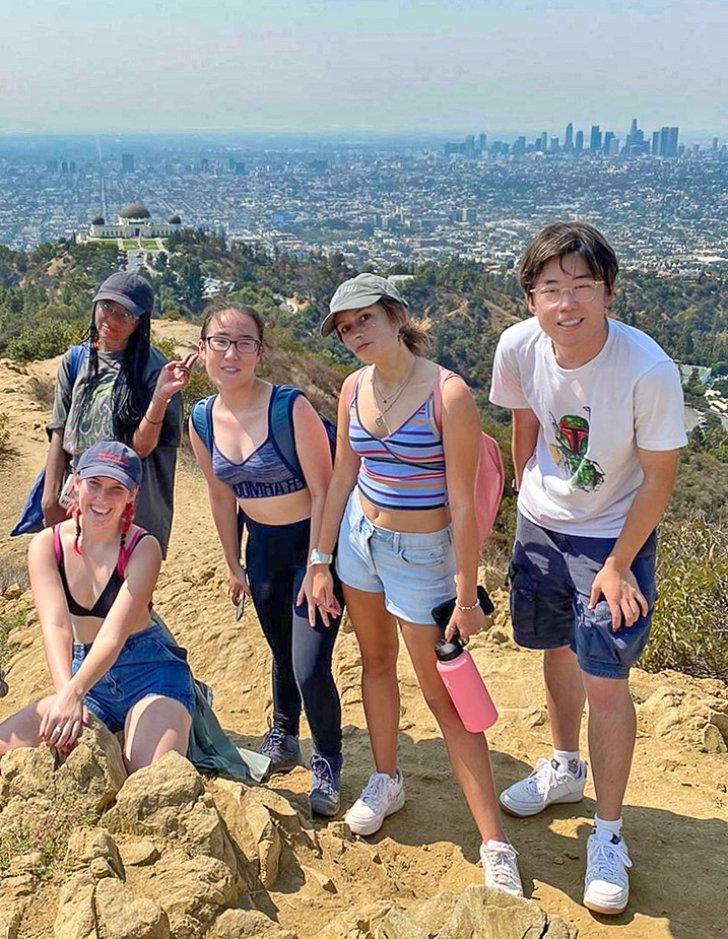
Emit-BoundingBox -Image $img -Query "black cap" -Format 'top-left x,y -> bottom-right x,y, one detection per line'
92,271 -> 154,318
434,637 -> 465,662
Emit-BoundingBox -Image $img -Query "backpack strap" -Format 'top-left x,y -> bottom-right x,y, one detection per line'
342,367 -> 365,411
431,366 -> 460,434
269,385 -> 303,476
52,524 -> 62,564
190,395 -> 218,452
68,342 -> 90,387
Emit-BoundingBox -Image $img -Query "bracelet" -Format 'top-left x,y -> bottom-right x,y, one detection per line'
152,393 -> 170,406
144,413 -> 164,425
456,598 -> 480,612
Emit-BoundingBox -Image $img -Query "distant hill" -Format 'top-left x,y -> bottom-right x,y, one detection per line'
1,232 -> 728,528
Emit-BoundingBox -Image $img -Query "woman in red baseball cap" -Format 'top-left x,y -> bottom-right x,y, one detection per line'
0,441 -> 195,772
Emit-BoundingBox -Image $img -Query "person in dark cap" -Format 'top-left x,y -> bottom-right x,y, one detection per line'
42,271 -> 197,555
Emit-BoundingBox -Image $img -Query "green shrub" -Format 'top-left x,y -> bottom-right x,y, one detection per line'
150,334 -> 177,360
5,320 -> 81,362
0,409 -> 10,457
643,517 -> 728,683
181,366 -> 215,420
0,612 -> 24,669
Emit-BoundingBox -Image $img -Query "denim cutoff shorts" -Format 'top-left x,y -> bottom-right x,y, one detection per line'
336,490 -> 457,625
71,617 -> 196,733
508,512 -> 658,680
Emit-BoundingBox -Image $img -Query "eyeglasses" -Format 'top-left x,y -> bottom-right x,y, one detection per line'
204,335 -> 261,354
530,281 -> 605,309
96,299 -> 137,324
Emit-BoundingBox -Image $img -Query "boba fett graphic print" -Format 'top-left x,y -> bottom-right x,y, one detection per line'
549,408 -> 605,492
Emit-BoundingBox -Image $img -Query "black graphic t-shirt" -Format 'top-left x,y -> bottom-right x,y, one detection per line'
48,346 -> 183,555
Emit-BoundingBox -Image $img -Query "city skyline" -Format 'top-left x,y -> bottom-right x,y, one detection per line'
1,1 -> 727,135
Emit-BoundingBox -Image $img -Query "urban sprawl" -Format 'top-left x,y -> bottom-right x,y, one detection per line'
0,119 -> 726,275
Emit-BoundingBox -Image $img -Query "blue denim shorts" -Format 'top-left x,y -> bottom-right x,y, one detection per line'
71,617 -> 196,734
335,490 -> 457,625
508,512 -> 657,680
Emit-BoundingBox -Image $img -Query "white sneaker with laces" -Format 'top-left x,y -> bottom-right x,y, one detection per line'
479,840 -> 524,898
344,770 -> 405,836
583,831 -> 632,915
499,757 -> 587,817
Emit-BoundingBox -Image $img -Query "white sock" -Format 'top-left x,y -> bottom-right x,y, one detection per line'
552,748 -> 580,774
594,815 -> 622,842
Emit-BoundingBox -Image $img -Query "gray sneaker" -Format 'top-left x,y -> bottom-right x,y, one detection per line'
259,727 -> 301,774
309,752 -> 343,817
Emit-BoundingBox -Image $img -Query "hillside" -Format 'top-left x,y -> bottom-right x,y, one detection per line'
0,332 -> 727,939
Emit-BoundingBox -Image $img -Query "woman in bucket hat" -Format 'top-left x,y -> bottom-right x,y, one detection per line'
310,273 -> 523,897
0,441 -> 196,771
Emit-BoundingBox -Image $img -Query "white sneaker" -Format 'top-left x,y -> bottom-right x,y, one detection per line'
344,770 -> 405,836
480,840 -> 524,898
499,757 -> 587,817
583,830 -> 632,915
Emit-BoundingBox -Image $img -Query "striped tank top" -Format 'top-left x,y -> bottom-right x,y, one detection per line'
348,375 -> 448,510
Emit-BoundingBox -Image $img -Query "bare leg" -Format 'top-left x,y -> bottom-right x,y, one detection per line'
400,621 -> 505,843
123,695 -> 192,774
343,584 -> 399,777
0,697 -> 54,756
582,674 -> 636,820
544,646 -> 586,751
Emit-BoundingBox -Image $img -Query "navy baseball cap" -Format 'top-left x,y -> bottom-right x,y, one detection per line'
92,271 -> 155,318
76,441 -> 143,491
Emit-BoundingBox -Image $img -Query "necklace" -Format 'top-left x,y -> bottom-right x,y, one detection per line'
372,359 -> 417,429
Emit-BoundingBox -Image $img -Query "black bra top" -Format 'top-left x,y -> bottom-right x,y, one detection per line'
55,529 -> 152,618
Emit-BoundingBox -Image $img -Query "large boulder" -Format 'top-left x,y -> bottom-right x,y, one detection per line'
208,909 -> 297,938
434,885 -> 574,939
104,751 -> 244,879
130,849 -> 240,939
0,727 -> 126,879
54,870 -> 170,939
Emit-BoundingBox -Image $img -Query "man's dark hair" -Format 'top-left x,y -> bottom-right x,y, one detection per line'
517,222 -> 619,297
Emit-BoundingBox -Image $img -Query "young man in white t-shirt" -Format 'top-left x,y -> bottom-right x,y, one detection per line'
490,221 -> 686,915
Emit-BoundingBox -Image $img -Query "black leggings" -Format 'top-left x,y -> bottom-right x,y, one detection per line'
245,515 -> 343,757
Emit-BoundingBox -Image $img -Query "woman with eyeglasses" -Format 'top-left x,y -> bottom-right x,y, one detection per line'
43,272 -> 196,556
189,301 -> 344,817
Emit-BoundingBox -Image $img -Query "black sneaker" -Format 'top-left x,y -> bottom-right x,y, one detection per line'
309,752 -> 343,817
259,727 -> 301,774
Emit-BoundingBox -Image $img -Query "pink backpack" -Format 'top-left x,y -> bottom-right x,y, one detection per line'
343,366 -> 505,545
432,368 -> 505,546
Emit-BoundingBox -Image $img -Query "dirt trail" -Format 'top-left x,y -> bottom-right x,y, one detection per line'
0,339 -> 726,939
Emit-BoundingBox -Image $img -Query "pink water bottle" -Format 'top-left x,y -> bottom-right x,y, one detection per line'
435,638 -> 498,732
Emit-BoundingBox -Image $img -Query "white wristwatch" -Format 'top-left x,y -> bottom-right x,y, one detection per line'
309,548 -> 333,566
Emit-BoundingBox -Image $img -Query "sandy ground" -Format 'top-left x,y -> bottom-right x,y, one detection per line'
0,339 -> 726,939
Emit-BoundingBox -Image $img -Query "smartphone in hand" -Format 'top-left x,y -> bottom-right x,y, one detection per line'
430,585 -> 495,631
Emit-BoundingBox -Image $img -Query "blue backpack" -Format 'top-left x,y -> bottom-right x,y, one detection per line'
190,384 -> 337,478
11,343 -> 89,537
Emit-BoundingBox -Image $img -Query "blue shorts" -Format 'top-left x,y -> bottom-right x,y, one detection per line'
336,490 -> 457,625
72,618 -> 196,734
509,512 -> 657,680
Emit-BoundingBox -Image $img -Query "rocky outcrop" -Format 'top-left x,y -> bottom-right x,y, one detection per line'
318,887 -> 575,939
637,685 -> 728,752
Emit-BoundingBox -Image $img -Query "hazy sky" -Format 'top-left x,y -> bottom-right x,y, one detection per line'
2,0 -> 727,137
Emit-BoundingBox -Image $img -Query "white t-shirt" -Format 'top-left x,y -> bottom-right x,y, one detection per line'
489,317 -> 687,537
